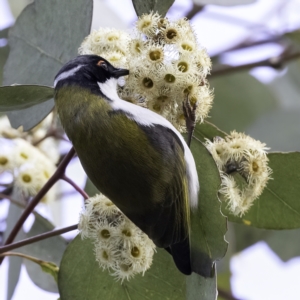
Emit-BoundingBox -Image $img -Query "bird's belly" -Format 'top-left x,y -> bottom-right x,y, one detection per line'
72,116 -> 165,221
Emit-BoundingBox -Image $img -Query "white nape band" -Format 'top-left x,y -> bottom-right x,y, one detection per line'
54,65 -> 83,88
98,78 -> 200,208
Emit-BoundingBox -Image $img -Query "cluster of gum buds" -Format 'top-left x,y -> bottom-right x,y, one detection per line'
79,12 -> 213,132
0,115 -> 59,202
205,131 -> 272,216
78,194 -> 156,282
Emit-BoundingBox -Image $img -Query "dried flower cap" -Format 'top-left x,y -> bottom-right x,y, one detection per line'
205,132 -> 272,216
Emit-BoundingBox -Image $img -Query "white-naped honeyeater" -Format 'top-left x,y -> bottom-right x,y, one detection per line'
54,55 -> 200,276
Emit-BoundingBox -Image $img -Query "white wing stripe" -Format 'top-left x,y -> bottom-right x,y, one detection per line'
98,78 -> 199,208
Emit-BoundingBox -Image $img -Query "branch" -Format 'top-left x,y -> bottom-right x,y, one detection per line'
61,174 -> 89,200
0,147 -> 75,265
0,224 -> 78,254
185,3 -> 204,20
210,50 -> 300,78
32,128 -> 68,146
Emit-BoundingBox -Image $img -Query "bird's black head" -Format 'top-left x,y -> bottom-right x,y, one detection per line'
54,55 -> 129,95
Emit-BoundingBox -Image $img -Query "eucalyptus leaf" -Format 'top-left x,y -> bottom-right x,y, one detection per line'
7,99 -> 55,131
132,0 -> 175,17
193,121 -> 226,143
3,0 -> 93,129
188,136 -> 227,277
0,85 -> 54,112
0,45 -> 9,85
247,62 -> 300,152
186,267 -> 217,300
4,189 -> 27,300
0,27 -> 9,39
18,213 -> 68,293
231,222 -> 300,262
84,177 -> 99,197
223,152 -> 300,229
58,235 -> 187,300
209,71 -> 277,132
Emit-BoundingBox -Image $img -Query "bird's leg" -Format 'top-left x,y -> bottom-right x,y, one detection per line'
183,94 -> 197,147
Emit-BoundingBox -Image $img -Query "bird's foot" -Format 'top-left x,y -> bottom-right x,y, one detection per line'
183,95 -> 197,147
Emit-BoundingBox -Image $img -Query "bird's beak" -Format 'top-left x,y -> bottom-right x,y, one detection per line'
112,68 -> 129,78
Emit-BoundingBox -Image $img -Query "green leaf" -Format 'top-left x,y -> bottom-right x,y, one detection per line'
0,45 -> 9,86
84,177 -> 99,197
4,189 -> 27,300
18,213 -> 68,293
132,0 -> 174,17
247,62 -> 300,152
3,0 -> 93,129
188,136 -> 227,277
40,261 -> 59,283
2,252 -> 59,284
209,71 -> 277,132
223,152 -> 300,229
0,27 -> 9,39
186,267 -> 217,300
231,222 -> 300,262
7,99 -> 54,131
59,235 -> 187,300
194,121 -> 226,143
0,85 -> 54,112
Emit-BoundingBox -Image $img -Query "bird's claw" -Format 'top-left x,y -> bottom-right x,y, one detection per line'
183,94 -> 197,147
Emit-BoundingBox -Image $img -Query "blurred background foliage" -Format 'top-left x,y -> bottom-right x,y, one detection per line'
1,0 -> 300,299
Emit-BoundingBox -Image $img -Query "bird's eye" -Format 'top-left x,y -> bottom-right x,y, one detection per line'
97,60 -> 108,70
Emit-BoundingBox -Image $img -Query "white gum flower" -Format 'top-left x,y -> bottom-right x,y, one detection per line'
128,38 -> 144,56
205,138 -> 230,169
162,25 -> 182,44
207,132 -> 272,216
133,67 -> 157,95
112,262 -> 137,282
78,211 -> 93,239
178,39 -> 197,53
241,152 -> 272,184
121,242 -> 154,274
101,51 -> 127,68
0,152 -> 14,173
194,48 -> 212,77
90,220 -> 118,245
144,43 -> 164,65
94,243 -> 119,270
117,219 -> 141,244
79,14 -> 213,132
14,163 -> 45,197
0,140 -> 16,173
219,174 -> 243,215
136,12 -> 160,36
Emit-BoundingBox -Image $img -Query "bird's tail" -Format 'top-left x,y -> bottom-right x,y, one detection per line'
168,238 -> 192,275
168,239 -> 215,277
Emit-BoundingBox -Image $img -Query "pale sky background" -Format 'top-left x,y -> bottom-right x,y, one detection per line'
0,0 -> 300,299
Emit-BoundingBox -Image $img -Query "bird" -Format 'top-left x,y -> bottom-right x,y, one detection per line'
54,55 -> 200,275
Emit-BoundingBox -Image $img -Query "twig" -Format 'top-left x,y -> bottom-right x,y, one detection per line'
0,186 -> 13,200
0,224 -> 78,254
0,193 -> 26,209
210,50 -> 300,77
0,147 -> 75,265
32,129 -> 68,146
185,3 -> 204,20
61,174 -> 89,200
